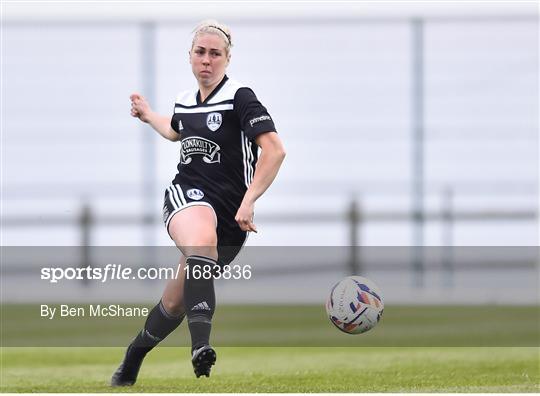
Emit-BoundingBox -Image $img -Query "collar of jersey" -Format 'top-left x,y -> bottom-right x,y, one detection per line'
196,75 -> 229,105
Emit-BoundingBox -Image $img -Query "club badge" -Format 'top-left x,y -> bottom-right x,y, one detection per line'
206,112 -> 222,131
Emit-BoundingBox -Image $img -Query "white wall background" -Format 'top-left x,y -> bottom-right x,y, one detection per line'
2,2 -> 538,247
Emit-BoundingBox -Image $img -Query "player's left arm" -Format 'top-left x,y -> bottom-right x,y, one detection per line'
235,132 -> 286,233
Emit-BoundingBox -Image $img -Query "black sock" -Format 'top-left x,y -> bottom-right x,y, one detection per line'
184,255 -> 217,352
127,300 -> 185,360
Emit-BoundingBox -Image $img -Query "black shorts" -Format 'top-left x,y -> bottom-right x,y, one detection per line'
162,183 -> 247,266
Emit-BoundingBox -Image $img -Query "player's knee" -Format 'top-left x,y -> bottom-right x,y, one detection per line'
178,233 -> 218,258
195,233 -> 217,247
161,297 -> 185,317
170,222 -> 217,245
185,245 -> 218,260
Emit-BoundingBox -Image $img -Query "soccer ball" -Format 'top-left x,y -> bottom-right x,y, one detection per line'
326,276 -> 384,334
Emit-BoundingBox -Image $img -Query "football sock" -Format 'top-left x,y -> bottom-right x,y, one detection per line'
184,255 -> 217,351
128,300 -> 185,359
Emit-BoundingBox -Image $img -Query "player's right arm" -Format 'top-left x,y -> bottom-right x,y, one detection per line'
130,93 -> 180,141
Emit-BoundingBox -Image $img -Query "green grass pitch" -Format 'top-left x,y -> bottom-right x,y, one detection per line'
1,346 -> 538,392
1,304 -> 538,392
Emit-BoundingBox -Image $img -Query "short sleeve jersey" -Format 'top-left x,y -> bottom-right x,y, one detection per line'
170,75 -> 276,207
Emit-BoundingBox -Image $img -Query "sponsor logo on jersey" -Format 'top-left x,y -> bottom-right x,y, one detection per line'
206,112 -> 222,131
180,136 -> 221,164
178,120 -> 184,131
186,188 -> 204,200
249,114 -> 271,127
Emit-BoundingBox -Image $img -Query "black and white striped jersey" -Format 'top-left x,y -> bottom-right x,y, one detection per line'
170,75 -> 277,208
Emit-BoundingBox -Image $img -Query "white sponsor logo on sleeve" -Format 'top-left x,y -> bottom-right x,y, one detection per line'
249,115 -> 271,127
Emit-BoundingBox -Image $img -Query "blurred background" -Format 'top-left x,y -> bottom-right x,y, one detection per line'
1,2 -> 538,305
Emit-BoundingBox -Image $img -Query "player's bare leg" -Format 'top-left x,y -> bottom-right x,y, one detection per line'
161,256 -> 187,316
168,206 -> 219,378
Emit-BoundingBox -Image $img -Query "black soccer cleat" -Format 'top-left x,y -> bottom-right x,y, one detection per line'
110,345 -> 146,387
191,345 -> 216,378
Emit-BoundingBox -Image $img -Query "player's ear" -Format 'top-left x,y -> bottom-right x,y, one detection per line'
188,50 -> 192,64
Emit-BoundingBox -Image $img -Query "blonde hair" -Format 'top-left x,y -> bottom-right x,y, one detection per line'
192,19 -> 233,55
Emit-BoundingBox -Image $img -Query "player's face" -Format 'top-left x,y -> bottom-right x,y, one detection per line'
190,33 -> 229,88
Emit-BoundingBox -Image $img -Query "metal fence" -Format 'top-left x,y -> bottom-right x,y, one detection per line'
2,191 -> 536,286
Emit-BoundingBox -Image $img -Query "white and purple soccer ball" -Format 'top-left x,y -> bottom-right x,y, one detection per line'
326,276 -> 384,334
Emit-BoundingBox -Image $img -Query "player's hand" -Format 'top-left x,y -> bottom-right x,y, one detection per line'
235,201 -> 257,233
130,93 -> 153,123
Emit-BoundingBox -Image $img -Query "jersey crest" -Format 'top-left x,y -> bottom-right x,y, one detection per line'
206,112 -> 222,131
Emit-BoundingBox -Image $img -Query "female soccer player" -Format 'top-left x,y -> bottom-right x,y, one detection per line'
111,20 -> 285,386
